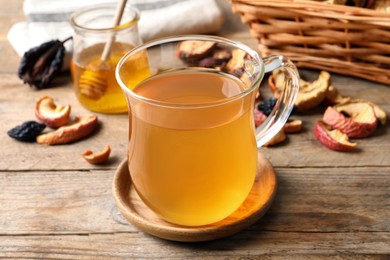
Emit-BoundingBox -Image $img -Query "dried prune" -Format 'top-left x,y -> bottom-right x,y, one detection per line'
7,121 -> 46,142
18,37 -> 72,89
257,98 -> 277,116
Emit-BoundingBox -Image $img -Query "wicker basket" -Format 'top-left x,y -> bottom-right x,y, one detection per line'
230,0 -> 390,85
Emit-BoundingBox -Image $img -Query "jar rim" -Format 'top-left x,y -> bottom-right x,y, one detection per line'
69,3 -> 140,33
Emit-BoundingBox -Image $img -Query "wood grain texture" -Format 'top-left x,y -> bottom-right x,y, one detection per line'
0,232 -> 389,259
0,0 -> 389,258
0,167 -> 388,235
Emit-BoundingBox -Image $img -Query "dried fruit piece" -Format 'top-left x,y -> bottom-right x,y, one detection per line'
268,72 -> 282,95
7,121 -> 46,142
322,85 -> 351,105
295,71 -> 331,111
177,40 -> 217,63
283,119 -> 303,133
373,0 -> 390,13
350,99 -> 387,125
254,108 -> 267,127
18,37 -> 72,89
197,47 -> 232,68
326,0 -> 367,7
323,102 -> 378,138
224,49 -> 247,77
82,144 -> 111,165
35,96 -> 71,128
255,88 -> 261,102
198,57 -> 221,68
269,70 -> 309,98
269,70 -> 330,111
364,0 -> 376,8
212,48 -> 232,61
314,120 -> 357,152
36,114 -> 98,145
263,130 -> 286,147
257,98 -> 277,116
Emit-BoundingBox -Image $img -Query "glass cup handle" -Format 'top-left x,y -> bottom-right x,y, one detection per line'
255,55 -> 300,147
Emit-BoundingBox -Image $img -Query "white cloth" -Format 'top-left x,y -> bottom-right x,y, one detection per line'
8,0 -> 224,58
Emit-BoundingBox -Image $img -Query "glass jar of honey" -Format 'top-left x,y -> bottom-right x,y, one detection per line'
70,3 -> 142,114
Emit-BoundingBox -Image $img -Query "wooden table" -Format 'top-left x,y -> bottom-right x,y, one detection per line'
1,0 -> 389,258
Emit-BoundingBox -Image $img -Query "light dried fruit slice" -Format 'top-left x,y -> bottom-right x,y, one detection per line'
35,96 -> 71,128
314,120 -> 357,152
263,130 -> 286,147
224,49 -> 247,77
295,71 -> 330,111
82,144 -> 111,164
212,48 -> 232,61
177,40 -> 217,62
36,114 -> 98,145
283,119 -> 303,133
350,99 -> 387,125
323,102 -> 378,138
268,69 -> 309,98
269,70 -> 330,111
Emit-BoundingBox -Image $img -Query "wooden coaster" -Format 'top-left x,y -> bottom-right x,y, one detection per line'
112,152 -> 277,242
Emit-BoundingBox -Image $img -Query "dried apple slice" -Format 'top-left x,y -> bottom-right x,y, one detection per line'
35,96 -> 71,128
295,71 -> 330,111
349,99 -> 387,125
177,40 -> 217,62
268,69 -> 310,98
323,102 -> 378,138
36,114 -> 98,145
269,70 -> 330,111
283,119 -> 303,133
224,49 -> 247,77
82,144 -> 111,164
263,130 -> 286,147
314,121 -> 357,151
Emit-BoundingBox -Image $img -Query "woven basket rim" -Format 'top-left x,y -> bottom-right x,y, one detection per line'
231,0 -> 390,19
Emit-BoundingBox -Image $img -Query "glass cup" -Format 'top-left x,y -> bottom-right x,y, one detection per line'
116,35 -> 299,226
70,3 -> 142,114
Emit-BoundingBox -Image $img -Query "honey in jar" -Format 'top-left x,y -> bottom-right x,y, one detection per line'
70,3 -> 142,113
71,42 -> 135,113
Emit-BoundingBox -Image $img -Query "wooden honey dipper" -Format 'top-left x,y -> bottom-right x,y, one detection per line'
79,0 -> 128,100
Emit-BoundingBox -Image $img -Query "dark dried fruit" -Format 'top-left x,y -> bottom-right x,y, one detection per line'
7,121 -> 46,142
197,48 -> 232,68
18,37 -> 72,89
177,40 -> 217,63
198,57 -> 221,68
257,98 -> 277,116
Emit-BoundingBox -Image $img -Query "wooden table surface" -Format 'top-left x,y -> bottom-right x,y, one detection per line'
1,0 -> 389,258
